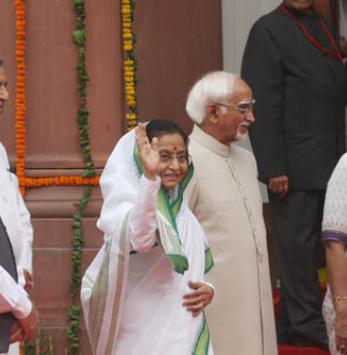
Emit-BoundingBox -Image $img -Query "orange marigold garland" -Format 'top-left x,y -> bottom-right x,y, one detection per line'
25,176 -> 99,187
15,0 -> 27,195
14,0 -> 137,190
14,0 -> 98,194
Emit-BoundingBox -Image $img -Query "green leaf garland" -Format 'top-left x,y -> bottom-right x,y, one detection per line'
67,0 -> 95,353
73,0 -> 95,179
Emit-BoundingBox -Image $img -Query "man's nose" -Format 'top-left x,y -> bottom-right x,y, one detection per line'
247,110 -> 255,123
0,86 -> 9,101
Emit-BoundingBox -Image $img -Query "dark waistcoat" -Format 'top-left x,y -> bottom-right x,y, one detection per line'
0,218 -> 18,353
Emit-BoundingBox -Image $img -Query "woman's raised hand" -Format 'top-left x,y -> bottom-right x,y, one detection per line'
135,123 -> 160,180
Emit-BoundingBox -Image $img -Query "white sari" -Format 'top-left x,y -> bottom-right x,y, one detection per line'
81,129 -> 214,355
322,153 -> 347,355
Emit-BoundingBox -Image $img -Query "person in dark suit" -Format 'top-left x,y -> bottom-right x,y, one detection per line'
241,0 -> 346,350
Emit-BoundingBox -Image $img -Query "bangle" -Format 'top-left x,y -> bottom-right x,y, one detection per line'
333,295 -> 347,302
204,282 -> 215,294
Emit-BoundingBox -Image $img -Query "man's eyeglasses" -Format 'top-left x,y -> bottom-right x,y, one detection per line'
214,99 -> 256,116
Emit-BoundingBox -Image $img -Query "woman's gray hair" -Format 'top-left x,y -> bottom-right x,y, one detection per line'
185,71 -> 238,125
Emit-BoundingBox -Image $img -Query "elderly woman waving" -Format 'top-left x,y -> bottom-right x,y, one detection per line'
81,120 -> 214,355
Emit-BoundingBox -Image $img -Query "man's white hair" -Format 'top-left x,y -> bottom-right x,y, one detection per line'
185,71 -> 239,125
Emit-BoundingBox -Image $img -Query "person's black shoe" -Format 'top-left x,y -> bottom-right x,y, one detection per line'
276,332 -> 292,345
276,317 -> 292,345
291,333 -> 329,350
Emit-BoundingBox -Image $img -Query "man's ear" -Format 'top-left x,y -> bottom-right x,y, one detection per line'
206,103 -> 219,124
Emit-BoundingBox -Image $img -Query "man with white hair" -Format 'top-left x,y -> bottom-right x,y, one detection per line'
186,71 -> 277,355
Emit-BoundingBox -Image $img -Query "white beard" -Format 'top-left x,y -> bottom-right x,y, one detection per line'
235,127 -> 249,142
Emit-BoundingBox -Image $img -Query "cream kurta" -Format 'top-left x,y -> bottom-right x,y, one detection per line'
188,125 -> 277,355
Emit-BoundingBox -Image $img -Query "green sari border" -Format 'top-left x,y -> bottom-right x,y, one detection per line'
192,314 -> 210,355
204,248 -> 214,274
133,139 -> 193,275
166,253 -> 189,275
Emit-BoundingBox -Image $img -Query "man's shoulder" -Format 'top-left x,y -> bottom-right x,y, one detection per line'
189,136 -> 211,155
0,142 -> 7,155
231,145 -> 259,178
250,7 -> 284,32
0,143 -> 9,168
189,138 -> 256,163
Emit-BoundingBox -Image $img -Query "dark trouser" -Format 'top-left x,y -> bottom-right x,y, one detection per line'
268,190 -> 327,342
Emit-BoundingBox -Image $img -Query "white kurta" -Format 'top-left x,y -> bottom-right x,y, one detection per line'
0,267 -> 31,318
188,125 -> 277,355
0,143 -> 33,285
0,143 -> 33,355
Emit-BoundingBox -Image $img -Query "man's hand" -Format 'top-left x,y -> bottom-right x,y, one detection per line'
23,269 -> 33,294
17,304 -> 39,341
183,281 -> 214,317
268,175 -> 289,198
10,321 -> 23,343
339,36 -> 347,58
